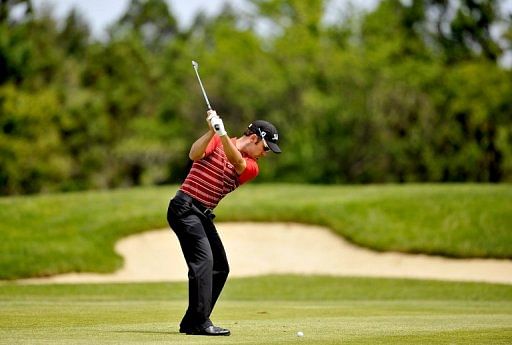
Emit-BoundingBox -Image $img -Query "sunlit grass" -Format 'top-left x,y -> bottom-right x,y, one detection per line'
1,276 -> 511,344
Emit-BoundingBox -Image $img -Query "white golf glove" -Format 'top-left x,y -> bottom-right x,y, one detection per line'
206,110 -> 218,122
210,116 -> 227,137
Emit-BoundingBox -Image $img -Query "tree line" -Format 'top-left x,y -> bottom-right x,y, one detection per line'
1,0 -> 511,195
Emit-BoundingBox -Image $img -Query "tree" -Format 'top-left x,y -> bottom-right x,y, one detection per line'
0,85 -> 71,194
111,0 -> 177,52
1,0 -> 512,195
0,0 -> 32,24
406,0 -> 506,63
58,8 -> 90,57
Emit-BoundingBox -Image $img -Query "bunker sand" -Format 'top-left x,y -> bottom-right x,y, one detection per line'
20,222 -> 512,284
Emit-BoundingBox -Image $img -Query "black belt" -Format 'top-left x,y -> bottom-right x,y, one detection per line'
175,190 -> 215,219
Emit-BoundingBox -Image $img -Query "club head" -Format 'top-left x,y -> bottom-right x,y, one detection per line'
192,61 -> 198,69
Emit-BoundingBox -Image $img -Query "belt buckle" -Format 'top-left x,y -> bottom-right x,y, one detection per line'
203,208 -> 215,219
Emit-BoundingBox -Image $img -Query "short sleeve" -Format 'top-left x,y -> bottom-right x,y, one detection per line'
238,158 -> 259,184
204,135 -> 222,157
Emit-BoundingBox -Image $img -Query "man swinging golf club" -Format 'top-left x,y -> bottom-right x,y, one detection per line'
166,61 -> 281,336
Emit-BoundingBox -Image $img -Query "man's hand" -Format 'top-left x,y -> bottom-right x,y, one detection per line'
210,116 -> 227,137
206,110 -> 219,130
206,110 -> 218,122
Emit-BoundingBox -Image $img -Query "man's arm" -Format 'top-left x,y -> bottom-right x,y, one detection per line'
189,110 -> 217,161
210,116 -> 247,175
220,135 -> 246,175
189,130 -> 215,161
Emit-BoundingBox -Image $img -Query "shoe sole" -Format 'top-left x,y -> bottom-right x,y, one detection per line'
183,329 -> 230,336
185,331 -> 230,336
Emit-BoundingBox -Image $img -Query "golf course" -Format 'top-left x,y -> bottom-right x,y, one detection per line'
3,0 -> 512,343
1,184 -> 511,344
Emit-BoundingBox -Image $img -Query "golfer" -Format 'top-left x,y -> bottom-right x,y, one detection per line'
167,110 -> 281,336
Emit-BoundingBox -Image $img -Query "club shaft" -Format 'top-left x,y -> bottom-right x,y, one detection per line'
192,64 -> 212,110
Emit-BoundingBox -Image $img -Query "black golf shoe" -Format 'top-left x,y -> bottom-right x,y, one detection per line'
181,325 -> 230,336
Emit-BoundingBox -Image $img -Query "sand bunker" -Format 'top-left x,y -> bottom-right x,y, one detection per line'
20,222 -> 512,285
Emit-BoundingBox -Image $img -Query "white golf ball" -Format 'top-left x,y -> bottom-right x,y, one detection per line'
297,331 -> 304,337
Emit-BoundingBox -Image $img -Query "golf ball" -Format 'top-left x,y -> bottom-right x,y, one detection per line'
297,331 -> 304,337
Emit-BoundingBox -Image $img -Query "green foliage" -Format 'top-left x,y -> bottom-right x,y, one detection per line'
112,0 -> 178,51
0,184 -> 510,279
0,84 -> 72,193
1,0 -> 512,194
58,9 -> 91,57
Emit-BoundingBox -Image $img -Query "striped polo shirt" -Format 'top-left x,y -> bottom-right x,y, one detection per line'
180,135 -> 259,209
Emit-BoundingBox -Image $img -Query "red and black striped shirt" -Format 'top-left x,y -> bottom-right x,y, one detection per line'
180,135 -> 259,209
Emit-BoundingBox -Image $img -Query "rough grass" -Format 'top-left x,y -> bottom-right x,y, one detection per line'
221,184 -> 512,258
0,184 -> 511,279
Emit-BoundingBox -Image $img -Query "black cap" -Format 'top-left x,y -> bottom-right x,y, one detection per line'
248,120 -> 281,153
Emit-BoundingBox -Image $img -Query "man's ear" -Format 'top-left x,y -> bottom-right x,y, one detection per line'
250,133 -> 259,143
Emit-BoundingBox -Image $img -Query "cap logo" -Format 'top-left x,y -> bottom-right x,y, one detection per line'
257,127 -> 267,139
273,133 -> 278,141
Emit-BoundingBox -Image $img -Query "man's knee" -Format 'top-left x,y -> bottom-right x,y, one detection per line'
189,256 -> 213,279
215,261 -> 229,278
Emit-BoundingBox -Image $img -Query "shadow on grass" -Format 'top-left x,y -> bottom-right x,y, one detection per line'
110,330 -> 181,336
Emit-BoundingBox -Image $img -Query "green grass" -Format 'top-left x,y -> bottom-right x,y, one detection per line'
0,184 -> 511,279
219,184 -> 512,258
1,276 -> 511,344
2,184 -> 510,343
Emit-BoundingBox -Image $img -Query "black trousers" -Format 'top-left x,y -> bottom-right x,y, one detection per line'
167,191 -> 229,330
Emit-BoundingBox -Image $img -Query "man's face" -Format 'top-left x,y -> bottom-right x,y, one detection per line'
247,134 -> 269,159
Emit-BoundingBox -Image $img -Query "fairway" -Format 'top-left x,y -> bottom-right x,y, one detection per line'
2,300 -> 511,344
1,276 -> 511,344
